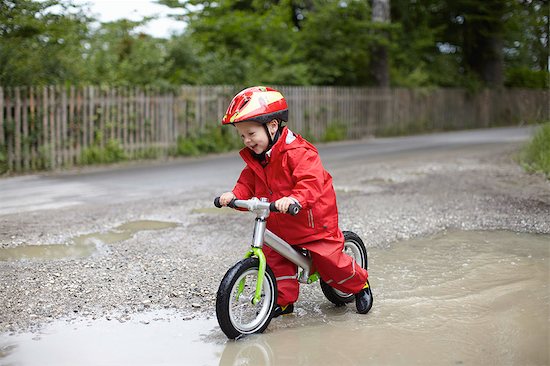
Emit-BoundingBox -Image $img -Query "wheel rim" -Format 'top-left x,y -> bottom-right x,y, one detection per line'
344,240 -> 365,268
229,268 -> 273,334
333,239 -> 365,298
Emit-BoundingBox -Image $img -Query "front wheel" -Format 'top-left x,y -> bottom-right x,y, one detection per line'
216,257 -> 278,339
320,231 -> 368,306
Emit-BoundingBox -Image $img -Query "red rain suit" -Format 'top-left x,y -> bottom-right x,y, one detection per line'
231,127 -> 368,306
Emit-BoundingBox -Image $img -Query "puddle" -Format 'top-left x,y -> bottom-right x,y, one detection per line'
0,230 -> 548,365
0,220 -> 178,261
0,312 -> 223,366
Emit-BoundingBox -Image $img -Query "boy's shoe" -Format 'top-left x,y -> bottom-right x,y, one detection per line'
355,280 -> 373,314
273,304 -> 294,318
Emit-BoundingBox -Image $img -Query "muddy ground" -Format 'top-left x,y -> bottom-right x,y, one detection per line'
0,141 -> 549,334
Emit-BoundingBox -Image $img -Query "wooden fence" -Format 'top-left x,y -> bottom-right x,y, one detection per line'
1,85 -> 548,172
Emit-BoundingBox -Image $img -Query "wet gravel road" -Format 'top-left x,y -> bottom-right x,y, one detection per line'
0,126 -> 549,334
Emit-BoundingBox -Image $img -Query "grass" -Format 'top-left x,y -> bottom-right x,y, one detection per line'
519,122 -> 550,179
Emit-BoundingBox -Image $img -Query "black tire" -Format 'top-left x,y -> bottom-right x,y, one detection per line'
320,231 -> 368,306
216,257 -> 278,339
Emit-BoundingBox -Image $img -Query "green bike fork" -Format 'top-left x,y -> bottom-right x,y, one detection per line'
236,247 -> 267,305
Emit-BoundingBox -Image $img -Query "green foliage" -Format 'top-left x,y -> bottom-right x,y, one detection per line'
0,0 -> 547,88
134,147 -> 162,160
390,0 -> 548,89
80,139 -> 127,165
297,0 -> 378,86
175,125 -> 242,156
299,128 -> 317,144
505,68 -> 549,89
83,20 -> 171,86
0,145 -> 7,174
520,122 -> 550,179
0,0 -> 90,86
322,122 -> 347,142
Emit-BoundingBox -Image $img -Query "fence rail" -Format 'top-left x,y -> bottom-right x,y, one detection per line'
1,85 -> 548,172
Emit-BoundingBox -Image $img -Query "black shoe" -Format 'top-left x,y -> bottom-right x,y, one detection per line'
355,280 -> 373,314
273,304 -> 294,318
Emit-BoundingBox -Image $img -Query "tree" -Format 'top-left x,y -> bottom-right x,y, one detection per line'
390,0 -> 451,87
504,0 -> 549,88
371,0 -> 390,87
390,0 -> 547,89
446,0 -> 511,87
298,0 -> 374,85
0,0 -> 90,86
84,19 -> 171,86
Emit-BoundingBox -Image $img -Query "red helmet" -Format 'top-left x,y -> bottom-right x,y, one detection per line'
222,86 -> 288,125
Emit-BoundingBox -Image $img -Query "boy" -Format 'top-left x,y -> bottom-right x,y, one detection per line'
218,86 -> 372,316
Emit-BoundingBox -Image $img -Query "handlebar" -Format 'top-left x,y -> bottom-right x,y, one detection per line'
214,197 -> 301,216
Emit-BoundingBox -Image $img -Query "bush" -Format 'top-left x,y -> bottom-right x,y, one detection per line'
176,125 -> 241,157
506,68 -> 549,89
0,146 -> 7,174
519,122 -> 550,178
80,139 -> 127,165
322,122 -> 347,142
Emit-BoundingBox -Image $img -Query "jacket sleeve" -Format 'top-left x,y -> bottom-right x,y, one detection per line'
288,148 -> 325,208
232,166 -> 255,199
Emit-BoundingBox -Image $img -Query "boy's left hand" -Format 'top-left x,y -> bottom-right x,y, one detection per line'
274,197 -> 298,213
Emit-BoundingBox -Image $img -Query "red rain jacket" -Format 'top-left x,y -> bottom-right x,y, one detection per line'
232,127 -> 341,245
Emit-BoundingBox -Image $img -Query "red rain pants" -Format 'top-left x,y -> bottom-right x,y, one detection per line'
263,231 -> 368,306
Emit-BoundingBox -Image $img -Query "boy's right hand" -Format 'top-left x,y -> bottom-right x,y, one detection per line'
219,192 -> 237,206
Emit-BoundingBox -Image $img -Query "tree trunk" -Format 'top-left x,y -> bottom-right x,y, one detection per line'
461,2 -> 505,88
371,0 -> 390,87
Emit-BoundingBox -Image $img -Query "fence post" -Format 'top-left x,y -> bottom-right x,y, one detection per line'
22,87 -> 30,171
0,87 -> 4,147
14,87 -> 22,172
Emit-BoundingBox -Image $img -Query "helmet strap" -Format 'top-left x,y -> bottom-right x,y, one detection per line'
251,123 -> 282,164
265,122 -> 282,150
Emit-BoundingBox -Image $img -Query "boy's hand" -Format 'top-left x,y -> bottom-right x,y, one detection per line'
219,192 -> 237,206
274,197 -> 298,213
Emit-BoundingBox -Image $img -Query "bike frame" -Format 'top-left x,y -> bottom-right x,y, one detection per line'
232,198 -> 320,304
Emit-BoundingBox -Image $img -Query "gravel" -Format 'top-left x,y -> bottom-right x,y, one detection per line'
0,141 -> 549,334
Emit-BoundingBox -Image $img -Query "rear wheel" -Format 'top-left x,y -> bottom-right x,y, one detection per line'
320,231 -> 368,305
216,257 -> 277,339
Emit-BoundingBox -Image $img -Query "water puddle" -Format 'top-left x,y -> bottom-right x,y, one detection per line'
0,220 -> 178,261
0,230 -> 548,365
0,312 -> 222,366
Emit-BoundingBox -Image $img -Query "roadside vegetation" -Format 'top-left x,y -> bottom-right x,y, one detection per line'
520,122 -> 550,178
76,121 -> 350,166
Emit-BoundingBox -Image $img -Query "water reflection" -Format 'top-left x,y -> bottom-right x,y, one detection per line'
0,313 -> 223,366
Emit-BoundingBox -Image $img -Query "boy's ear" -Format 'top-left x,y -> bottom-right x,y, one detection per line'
268,119 -> 279,133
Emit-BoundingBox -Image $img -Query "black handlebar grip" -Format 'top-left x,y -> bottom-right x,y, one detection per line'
214,197 -> 237,208
269,202 -> 301,216
287,203 -> 301,216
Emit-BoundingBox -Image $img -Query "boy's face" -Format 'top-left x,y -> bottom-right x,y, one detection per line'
235,120 -> 278,154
